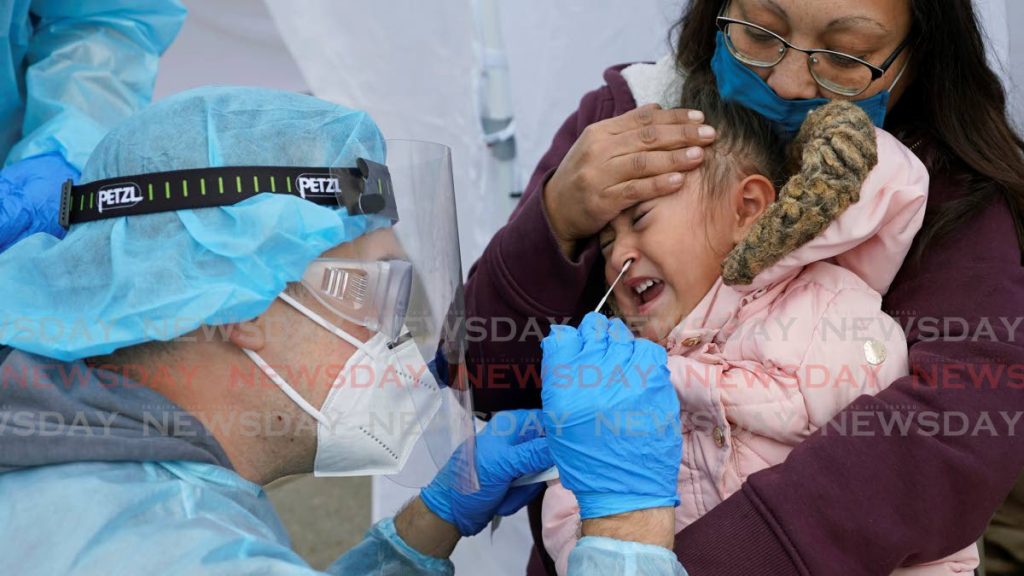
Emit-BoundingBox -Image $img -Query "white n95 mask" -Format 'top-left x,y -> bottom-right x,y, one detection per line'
242,291 -> 442,477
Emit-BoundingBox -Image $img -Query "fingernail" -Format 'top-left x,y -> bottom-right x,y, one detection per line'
686,147 -> 702,159
698,126 -> 716,139
668,173 -> 684,185
688,110 -> 704,122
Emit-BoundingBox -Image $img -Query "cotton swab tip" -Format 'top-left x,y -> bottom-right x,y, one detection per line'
594,258 -> 633,314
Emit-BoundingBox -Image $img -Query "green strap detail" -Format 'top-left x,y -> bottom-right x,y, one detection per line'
66,165 -> 361,227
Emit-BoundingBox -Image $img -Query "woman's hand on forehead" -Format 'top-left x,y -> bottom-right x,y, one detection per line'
543,103 -> 717,256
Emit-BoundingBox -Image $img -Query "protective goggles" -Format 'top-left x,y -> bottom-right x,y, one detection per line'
302,258 -> 412,342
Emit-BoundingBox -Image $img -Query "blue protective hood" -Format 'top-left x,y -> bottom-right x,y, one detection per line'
0,86 -> 388,360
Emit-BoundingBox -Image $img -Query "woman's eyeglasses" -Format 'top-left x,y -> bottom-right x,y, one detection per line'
715,15 -> 911,97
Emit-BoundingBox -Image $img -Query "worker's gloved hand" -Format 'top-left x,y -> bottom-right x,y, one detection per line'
541,312 -> 681,519
421,409 -> 553,536
0,153 -> 78,252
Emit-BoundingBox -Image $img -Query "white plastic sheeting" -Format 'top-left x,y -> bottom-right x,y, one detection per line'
265,0 -> 685,273
154,0 -> 307,99
1010,1 -> 1024,123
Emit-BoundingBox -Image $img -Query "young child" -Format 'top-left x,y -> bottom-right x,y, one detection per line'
542,78 -> 980,575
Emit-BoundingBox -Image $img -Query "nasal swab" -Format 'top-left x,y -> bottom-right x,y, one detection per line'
594,258 -> 633,314
511,259 -> 635,488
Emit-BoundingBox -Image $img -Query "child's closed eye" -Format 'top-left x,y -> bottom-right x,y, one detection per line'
631,206 -> 652,229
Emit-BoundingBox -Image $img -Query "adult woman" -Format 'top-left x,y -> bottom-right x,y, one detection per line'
465,0 -> 1024,574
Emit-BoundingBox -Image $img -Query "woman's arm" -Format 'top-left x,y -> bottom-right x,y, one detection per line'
674,192 -> 1024,575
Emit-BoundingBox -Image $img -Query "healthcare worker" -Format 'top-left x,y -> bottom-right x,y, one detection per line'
0,86 -> 687,575
0,0 -> 186,251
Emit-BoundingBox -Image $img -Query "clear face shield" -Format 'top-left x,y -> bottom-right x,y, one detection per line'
302,140 -> 476,491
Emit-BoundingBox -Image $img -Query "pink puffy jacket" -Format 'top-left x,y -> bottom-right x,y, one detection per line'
542,129 -> 980,575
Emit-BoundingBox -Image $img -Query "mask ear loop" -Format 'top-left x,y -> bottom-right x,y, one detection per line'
278,291 -> 378,360
241,348 -> 331,427
887,56 -> 911,92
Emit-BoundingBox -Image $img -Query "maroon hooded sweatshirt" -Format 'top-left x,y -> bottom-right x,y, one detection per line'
464,64 -> 1024,575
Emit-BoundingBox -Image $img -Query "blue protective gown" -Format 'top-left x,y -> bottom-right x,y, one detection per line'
0,460 -> 686,575
1,0 -> 186,170
0,460 -> 455,575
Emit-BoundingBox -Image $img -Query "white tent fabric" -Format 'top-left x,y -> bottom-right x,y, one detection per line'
1010,1 -> 1024,124
264,0 -> 686,273
154,0 -> 308,99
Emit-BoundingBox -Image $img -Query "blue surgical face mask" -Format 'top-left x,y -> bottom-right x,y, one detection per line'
710,32 -> 906,139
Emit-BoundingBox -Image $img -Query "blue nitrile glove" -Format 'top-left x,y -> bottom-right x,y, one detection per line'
541,312 -> 682,520
421,409 -> 554,536
0,153 -> 78,251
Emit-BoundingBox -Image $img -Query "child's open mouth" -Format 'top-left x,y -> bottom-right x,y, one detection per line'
631,277 -> 664,307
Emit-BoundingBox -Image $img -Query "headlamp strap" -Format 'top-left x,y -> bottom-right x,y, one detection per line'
59,160 -> 396,229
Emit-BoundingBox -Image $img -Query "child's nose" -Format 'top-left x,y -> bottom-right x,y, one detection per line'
609,238 -> 640,274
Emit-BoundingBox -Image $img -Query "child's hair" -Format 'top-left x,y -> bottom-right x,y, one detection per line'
679,74 -> 787,203
676,71 -> 878,286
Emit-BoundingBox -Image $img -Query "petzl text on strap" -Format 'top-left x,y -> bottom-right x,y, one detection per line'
59,160 -> 396,229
